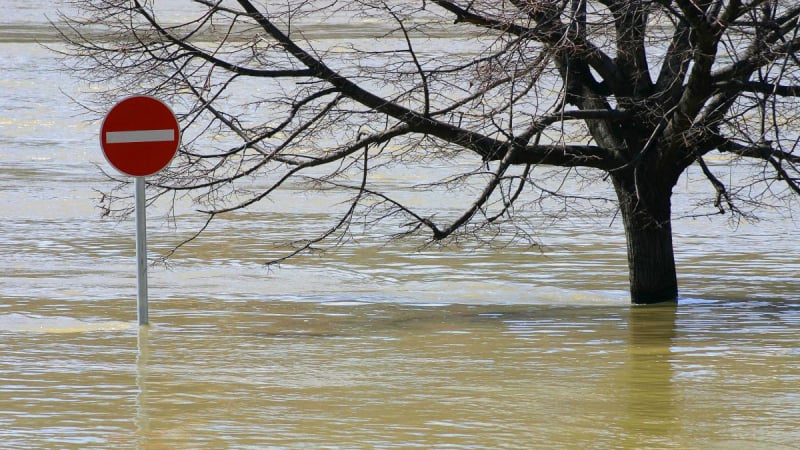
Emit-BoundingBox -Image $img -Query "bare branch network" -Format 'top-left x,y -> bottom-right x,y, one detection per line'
56,0 -> 800,302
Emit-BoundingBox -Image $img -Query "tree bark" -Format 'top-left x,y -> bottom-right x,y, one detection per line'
612,174 -> 679,304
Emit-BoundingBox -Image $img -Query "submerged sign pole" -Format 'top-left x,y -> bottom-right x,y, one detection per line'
100,96 -> 180,326
134,176 -> 149,325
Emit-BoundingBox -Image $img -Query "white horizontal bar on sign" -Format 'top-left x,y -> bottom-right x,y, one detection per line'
106,129 -> 175,144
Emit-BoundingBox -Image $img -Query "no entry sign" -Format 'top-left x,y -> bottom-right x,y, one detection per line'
99,95 -> 181,326
100,96 -> 180,177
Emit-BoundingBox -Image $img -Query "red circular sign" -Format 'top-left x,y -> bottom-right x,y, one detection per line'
100,96 -> 180,177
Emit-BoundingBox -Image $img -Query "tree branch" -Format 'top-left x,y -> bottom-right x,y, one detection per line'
718,139 -> 800,165
430,0 -> 623,95
132,0 -> 315,78
713,80 -> 800,97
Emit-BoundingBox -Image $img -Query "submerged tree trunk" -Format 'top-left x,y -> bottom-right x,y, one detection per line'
612,173 -> 679,304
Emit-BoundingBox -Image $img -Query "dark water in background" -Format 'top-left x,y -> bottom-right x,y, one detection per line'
1,3 -> 799,448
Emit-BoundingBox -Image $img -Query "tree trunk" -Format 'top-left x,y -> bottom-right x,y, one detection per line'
612,174 -> 679,304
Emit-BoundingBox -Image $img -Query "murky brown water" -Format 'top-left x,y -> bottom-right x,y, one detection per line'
2,300 -> 800,448
2,4 -> 800,448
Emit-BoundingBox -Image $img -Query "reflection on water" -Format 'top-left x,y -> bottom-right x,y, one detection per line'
2,299 -> 799,448
622,305 -> 679,445
0,313 -> 131,333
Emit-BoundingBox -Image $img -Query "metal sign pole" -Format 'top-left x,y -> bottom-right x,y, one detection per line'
135,176 -> 149,326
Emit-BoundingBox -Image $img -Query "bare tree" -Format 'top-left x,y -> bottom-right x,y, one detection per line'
57,0 -> 800,303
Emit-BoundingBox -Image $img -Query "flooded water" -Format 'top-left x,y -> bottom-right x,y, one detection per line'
2,300 -> 800,448
2,3 -> 800,448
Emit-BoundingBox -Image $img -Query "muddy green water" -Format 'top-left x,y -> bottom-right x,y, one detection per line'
1,4 -> 799,448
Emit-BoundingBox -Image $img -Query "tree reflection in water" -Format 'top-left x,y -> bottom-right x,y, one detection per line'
622,304 -> 679,446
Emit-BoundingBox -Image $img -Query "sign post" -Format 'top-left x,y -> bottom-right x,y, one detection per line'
100,96 -> 180,326
135,177 -> 148,325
